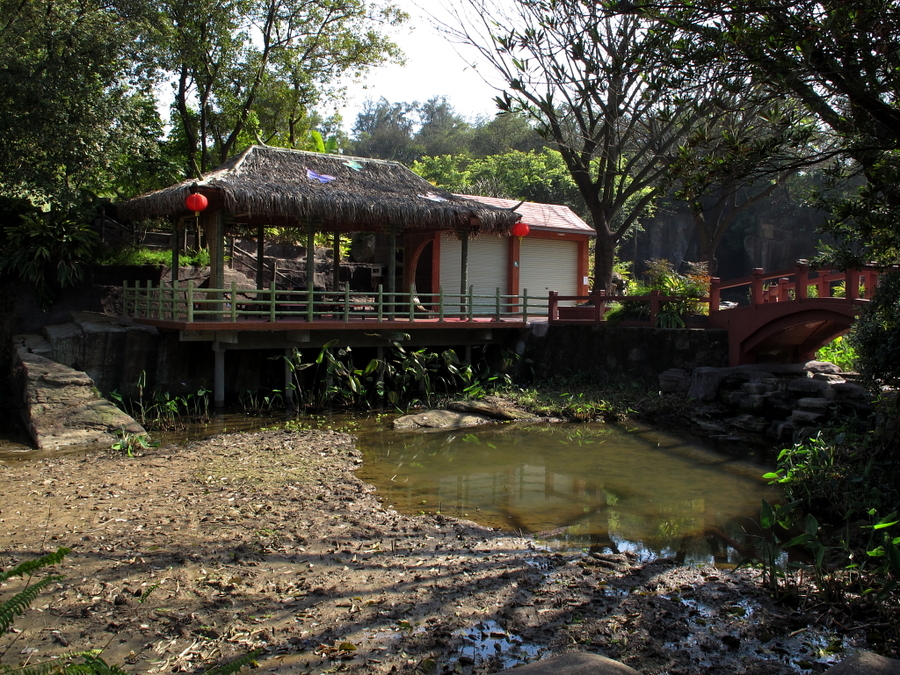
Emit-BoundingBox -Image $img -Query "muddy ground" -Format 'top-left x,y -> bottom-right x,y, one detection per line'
0,429 -> 875,674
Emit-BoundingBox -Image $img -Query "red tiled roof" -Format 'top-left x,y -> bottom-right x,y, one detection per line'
456,194 -> 594,236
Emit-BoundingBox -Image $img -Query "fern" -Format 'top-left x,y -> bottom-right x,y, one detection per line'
0,575 -> 64,635
0,548 -> 70,584
0,652 -> 130,675
0,548 -> 255,675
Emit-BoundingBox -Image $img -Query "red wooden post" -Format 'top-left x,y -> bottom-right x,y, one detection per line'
845,268 -> 860,301
751,268 -> 764,306
816,270 -> 828,298
709,277 -> 721,314
592,289 -> 606,322
548,291 -> 558,323
649,289 -> 661,325
795,260 -> 809,300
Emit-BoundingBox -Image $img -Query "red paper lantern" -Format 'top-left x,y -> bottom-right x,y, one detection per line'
511,222 -> 530,237
185,193 -> 208,213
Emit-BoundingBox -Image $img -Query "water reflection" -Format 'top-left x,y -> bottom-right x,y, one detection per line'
355,422 -> 779,564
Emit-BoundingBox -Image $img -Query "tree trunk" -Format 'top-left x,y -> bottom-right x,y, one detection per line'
593,231 -> 616,293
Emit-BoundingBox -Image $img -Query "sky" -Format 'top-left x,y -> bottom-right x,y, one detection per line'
332,0 -> 503,132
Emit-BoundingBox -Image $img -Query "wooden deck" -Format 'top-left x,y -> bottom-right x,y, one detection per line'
135,314 -> 529,332
123,280 -> 544,332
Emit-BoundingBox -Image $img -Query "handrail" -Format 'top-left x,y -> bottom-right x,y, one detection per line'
548,289 -> 710,326
548,262 -> 885,326
709,262 -> 882,309
229,244 -> 294,287
123,280 -> 548,324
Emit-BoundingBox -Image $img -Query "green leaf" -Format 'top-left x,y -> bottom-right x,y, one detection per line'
804,514 -> 819,536
760,499 -> 775,530
888,542 -> 900,574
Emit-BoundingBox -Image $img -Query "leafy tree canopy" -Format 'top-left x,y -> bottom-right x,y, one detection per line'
619,0 -> 900,267
0,0 -> 165,209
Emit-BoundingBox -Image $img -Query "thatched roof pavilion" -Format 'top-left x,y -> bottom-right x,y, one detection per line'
117,145 -> 521,234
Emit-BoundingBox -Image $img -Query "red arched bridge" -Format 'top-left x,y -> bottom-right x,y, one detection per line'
549,262 -> 882,366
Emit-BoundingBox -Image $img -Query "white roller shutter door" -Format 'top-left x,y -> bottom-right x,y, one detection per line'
520,238 -> 578,306
439,235 -> 508,313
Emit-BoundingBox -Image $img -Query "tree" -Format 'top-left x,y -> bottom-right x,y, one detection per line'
623,0 -> 900,267
349,97 -> 420,162
155,0 -> 406,177
0,0 -> 163,208
470,112 -> 547,157
666,93 -> 818,274
415,97 -> 473,157
412,149 -> 582,214
443,0 -> 702,291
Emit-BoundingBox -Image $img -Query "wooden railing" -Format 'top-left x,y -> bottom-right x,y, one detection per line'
548,289 -> 711,326
549,262 -> 883,326
708,262 -> 880,308
123,280 -> 548,324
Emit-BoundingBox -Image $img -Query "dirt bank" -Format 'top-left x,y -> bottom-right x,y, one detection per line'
0,430 -> 868,674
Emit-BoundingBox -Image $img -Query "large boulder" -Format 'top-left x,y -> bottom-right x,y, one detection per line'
12,336 -> 145,450
393,409 -> 496,431
499,653 -> 640,674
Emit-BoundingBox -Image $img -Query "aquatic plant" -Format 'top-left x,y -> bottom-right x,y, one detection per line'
108,372 -> 211,430
283,341 -> 514,412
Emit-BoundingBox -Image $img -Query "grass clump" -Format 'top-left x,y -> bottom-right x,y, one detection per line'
498,382 -> 695,423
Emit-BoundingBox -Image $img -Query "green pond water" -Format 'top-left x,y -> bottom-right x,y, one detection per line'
0,414 -> 778,564
354,420 -> 779,564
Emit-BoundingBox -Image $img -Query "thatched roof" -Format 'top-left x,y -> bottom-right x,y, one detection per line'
117,145 -> 521,234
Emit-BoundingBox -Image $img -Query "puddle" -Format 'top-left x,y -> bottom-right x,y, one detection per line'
455,620 -> 543,670
356,421 -> 780,564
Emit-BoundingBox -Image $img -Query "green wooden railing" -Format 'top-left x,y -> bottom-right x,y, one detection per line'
122,280 -> 548,324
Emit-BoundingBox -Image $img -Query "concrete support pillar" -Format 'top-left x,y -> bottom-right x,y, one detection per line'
213,345 -> 225,408
284,348 -> 294,405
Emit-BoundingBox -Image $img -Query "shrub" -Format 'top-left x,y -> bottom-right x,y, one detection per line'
0,211 -> 99,308
850,269 -> 900,390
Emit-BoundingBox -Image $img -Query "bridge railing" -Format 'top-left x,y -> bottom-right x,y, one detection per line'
122,280 -> 549,324
549,261 -> 884,326
548,289 -> 711,326
709,261 -> 881,310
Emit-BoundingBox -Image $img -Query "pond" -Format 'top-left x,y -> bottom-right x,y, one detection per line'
354,420 -> 779,565
0,413 -> 778,565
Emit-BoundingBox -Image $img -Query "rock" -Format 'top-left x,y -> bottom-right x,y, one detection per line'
689,367 -> 730,402
832,382 -> 871,400
742,382 -> 771,395
740,394 -> 769,412
12,338 -> 146,450
791,410 -> 824,426
813,372 -> 846,383
446,398 -> 535,421
797,397 -> 833,412
823,651 -> 900,675
767,420 -> 794,441
727,414 -> 770,433
393,409 -> 495,431
498,653 -> 640,674
41,311 -> 159,396
658,368 -> 692,393
803,360 -> 843,375
788,377 -> 830,395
